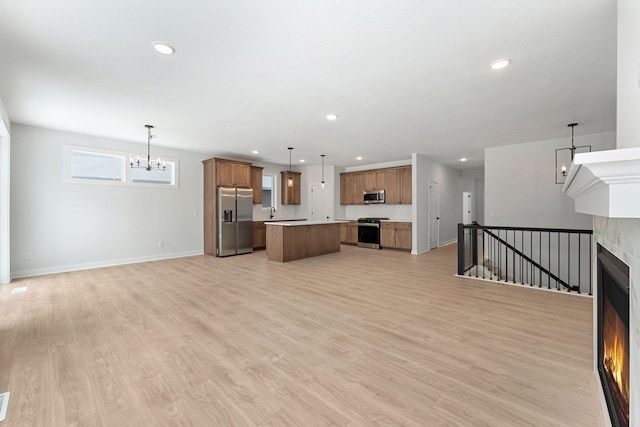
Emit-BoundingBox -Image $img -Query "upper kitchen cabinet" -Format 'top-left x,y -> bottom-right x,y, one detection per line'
364,170 -> 386,191
341,166 -> 411,205
215,158 -> 252,188
280,171 -> 301,205
385,168 -> 400,204
251,166 -> 263,205
400,166 -> 412,204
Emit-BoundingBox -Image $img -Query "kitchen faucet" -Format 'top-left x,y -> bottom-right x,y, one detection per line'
269,207 -> 276,219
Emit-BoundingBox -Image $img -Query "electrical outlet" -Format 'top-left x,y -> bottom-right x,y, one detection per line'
193,210 -> 198,216
25,251 -> 33,260
158,241 -> 164,248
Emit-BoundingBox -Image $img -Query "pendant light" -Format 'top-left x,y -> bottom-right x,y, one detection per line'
287,147 -> 294,187
131,125 -> 166,171
320,154 -> 326,188
555,123 -> 591,184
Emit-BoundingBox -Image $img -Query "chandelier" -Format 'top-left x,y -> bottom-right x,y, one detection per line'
555,123 -> 590,184
131,125 -> 166,171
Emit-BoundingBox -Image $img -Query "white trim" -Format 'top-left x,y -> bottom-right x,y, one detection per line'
0,113 -> 9,284
11,250 -> 203,279
562,147 -> 640,218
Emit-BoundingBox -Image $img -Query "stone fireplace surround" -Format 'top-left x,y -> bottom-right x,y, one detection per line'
594,217 -> 640,426
562,147 -> 640,425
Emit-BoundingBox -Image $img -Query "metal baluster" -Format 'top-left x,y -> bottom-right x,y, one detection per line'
482,230 -> 487,279
529,230 -> 533,286
512,230 -> 516,284
548,231 -> 551,289
521,230 -> 524,285
589,235 -> 593,295
557,232 -> 560,290
578,233 -> 581,294
505,229 -> 508,282
538,231 -> 541,287
567,232 -> 571,292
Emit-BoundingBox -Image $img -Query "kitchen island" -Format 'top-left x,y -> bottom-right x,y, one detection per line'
265,220 -> 346,262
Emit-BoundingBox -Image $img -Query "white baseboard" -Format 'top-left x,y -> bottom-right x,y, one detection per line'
11,250 -> 204,279
439,238 -> 456,247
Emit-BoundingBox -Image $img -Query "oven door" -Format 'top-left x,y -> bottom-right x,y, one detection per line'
358,223 -> 381,249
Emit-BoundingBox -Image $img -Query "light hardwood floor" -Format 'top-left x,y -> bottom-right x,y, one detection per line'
0,244 -> 604,426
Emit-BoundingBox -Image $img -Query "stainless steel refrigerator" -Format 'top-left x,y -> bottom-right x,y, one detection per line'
217,186 -> 253,257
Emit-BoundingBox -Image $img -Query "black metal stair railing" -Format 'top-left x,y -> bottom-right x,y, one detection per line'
457,222 -> 593,294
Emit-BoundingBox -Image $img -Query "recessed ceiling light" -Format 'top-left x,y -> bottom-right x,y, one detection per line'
356,156 -> 363,160
460,158 -> 467,162
252,150 -> 259,154
153,42 -> 175,55
326,114 -> 338,121
490,58 -> 510,70
299,159 -> 305,163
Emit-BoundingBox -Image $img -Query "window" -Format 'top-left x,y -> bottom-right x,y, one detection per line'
70,150 -> 125,181
132,161 -> 175,185
262,174 -> 275,208
64,145 -> 178,188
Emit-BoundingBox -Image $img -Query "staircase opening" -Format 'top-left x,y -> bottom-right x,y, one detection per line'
597,243 -> 629,427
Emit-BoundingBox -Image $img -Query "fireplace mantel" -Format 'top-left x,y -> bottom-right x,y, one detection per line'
562,147 -> 640,218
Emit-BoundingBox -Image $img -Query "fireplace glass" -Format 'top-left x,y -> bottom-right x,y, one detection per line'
597,244 -> 630,427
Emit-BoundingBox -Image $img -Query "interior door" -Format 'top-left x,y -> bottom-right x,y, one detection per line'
311,183 -> 332,222
428,182 -> 439,250
463,192 -> 472,224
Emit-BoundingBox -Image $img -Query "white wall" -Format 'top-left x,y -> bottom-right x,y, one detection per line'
617,0 -> 640,149
485,131 -> 616,229
413,154 -> 430,253
413,153 -> 463,253
462,168 -> 484,224
0,93 -> 10,283
11,124 -> 208,278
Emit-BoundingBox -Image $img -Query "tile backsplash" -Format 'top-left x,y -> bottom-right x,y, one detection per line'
344,204 -> 412,221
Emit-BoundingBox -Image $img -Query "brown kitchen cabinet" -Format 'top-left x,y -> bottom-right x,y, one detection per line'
251,166 -> 263,205
395,221 -> 412,250
349,173 -> 364,205
280,171 -> 301,205
385,169 -> 400,204
253,221 -> 266,249
364,170 -> 386,191
215,158 -> 252,188
340,220 -> 358,244
380,221 -> 412,250
400,166 -> 412,204
380,222 -> 396,248
341,166 -> 411,205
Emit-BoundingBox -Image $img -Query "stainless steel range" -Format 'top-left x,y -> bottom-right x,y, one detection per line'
357,217 -> 389,249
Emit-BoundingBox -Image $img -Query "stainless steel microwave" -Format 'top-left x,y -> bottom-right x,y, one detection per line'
363,189 -> 385,204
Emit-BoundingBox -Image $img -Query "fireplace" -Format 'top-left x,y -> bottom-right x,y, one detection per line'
597,244 -> 630,427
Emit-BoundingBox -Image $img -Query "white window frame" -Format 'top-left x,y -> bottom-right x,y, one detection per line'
261,172 -> 277,210
63,144 -> 179,189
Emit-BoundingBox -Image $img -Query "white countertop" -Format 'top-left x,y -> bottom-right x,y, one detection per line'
266,220 -> 348,227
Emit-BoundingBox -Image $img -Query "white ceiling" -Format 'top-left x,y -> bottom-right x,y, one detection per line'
0,0 -> 617,170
